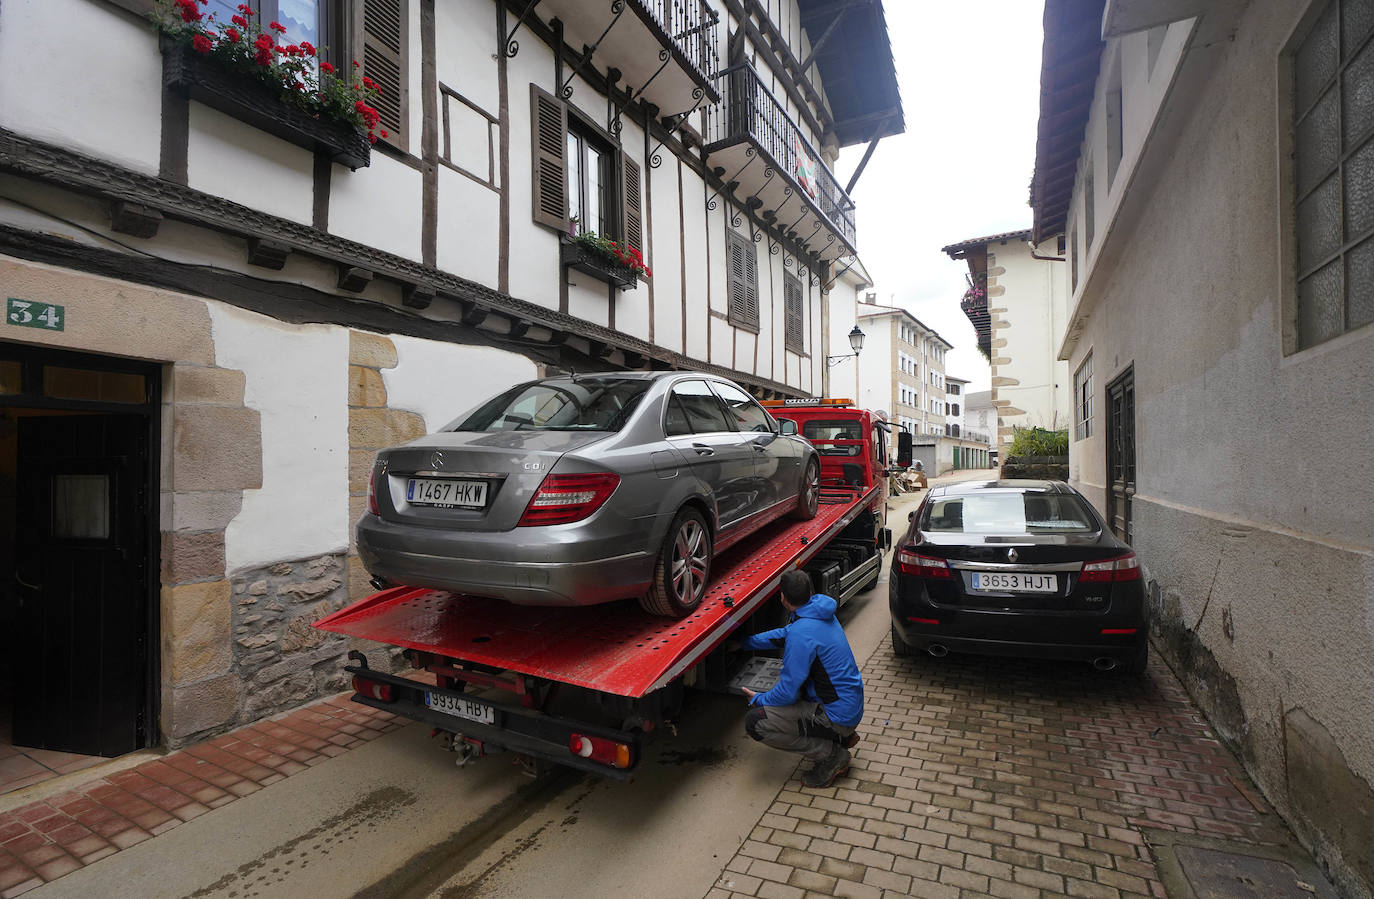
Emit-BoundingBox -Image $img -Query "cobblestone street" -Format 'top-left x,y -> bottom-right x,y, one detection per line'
710,645 -> 1298,899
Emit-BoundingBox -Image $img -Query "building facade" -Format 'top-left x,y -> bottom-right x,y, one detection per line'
943,229 -> 1072,455
0,0 -> 901,756
1033,2 -> 1374,896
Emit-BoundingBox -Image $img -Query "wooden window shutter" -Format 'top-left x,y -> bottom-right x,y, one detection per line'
531,85 -> 569,230
784,274 -> 803,352
744,235 -> 759,328
620,153 -> 643,254
359,0 -> 407,150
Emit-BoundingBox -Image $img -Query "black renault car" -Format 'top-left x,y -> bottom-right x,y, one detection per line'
889,480 -> 1148,675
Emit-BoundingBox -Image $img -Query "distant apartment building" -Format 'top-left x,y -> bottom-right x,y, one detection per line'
851,295 -> 989,472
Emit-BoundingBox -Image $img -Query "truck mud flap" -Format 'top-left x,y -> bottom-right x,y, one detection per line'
345,665 -> 641,781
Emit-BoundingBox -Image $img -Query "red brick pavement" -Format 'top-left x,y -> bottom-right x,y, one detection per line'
0,695 -> 400,898
709,648 -> 1292,899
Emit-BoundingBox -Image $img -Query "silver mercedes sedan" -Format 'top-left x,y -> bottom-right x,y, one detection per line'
355,371 -> 820,616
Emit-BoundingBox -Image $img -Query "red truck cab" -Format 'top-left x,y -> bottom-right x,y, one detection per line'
763,398 -> 912,500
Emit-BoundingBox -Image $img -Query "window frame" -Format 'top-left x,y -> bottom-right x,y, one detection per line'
565,116 -> 617,240
1074,352 -> 1095,440
783,271 -> 804,354
1283,0 -> 1374,352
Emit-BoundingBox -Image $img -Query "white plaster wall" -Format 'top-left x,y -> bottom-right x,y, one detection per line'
209,305 -> 349,572
437,1 -> 498,114
186,106 -> 316,226
649,158 -> 685,354
330,153 -> 424,262
505,41 -> 563,310
684,178 -> 714,362
437,167 -> 499,287
994,242 -> 1071,432
0,0 -> 163,176
382,336 -> 538,431
856,313 -> 892,417
1059,6 -> 1374,891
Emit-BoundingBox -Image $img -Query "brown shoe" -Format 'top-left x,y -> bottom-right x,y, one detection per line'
843,731 -> 860,749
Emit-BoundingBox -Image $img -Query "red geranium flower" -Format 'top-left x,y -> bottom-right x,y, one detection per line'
254,47 -> 273,65
300,41 -> 316,56
380,129 -> 388,138
269,21 -> 287,33
320,61 -> 335,74
176,0 -> 202,23
353,60 -> 360,68
224,26 -> 240,42
362,76 -> 375,89
237,3 -> 252,12
254,33 -> 274,50
231,13 -> 247,26
192,33 -> 214,53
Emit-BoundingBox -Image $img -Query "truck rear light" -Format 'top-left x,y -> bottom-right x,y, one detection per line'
1080,553 -> 1142,583
569,733 -> 633,769
352,675 -> 394,702
896,549 -> 952,578
518,472 -> 621,526
367,470 -> 380,515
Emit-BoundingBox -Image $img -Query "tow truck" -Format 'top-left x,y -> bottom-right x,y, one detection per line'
314,398 -> 911,779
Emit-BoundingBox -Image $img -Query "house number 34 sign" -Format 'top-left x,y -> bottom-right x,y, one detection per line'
7,298 -> 64,331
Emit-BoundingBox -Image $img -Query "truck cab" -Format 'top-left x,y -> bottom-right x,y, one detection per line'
763,398 -> 912,498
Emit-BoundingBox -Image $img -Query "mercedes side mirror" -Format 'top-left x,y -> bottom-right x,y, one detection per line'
777,418 -> 798,436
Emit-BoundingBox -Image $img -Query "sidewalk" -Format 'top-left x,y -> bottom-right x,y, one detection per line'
0,696 -> 401,897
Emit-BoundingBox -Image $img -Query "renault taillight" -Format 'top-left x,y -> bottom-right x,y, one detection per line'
1079,553 -> 1141,583
895,549 -> 952,578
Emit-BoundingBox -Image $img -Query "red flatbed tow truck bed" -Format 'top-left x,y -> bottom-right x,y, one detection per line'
315,484 -> 879,699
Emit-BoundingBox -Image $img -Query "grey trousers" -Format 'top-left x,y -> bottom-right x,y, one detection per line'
744,700 -> 854,764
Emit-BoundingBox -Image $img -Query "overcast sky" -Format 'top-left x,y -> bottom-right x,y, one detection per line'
836,1 -> 1045,393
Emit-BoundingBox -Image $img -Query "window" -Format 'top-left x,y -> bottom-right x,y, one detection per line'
1084,168 -> 1096,250
1107,55 -> 1124,186
951,403 -> 960,416
451,377 -> 650,432
530,87 -> 643,255
667,380 -> 731,434
922,492 -> 1097,534
712,381 -> 774,433
1074,352 -> 1094,440
726,229 -> 760,330
1291,0 -> 1374,348
784,273 -> 804,353
947,383 -> 960,396
567,128 -> 612,237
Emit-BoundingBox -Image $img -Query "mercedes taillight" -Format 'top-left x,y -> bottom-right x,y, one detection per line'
517,472 -> 621,526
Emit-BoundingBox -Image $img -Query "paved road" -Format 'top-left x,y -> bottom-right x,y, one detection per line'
27,469 -> 1338,898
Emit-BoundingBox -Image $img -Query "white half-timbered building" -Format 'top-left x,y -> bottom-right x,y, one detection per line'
0,0 -> 901,762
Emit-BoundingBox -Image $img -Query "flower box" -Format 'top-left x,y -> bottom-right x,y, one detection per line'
161,38 -> 371,170
560,239 -> 641,290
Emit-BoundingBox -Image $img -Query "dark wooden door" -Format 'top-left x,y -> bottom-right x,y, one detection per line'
1106,368 -> 1136,544
14,415 -> 150,756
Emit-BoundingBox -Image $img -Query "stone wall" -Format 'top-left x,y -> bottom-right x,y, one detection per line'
347,331 -> 426,603
230,554 -> 352,722
999,454 -> 1068,481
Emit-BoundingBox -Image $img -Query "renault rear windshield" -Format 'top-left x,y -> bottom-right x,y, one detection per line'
922,491 -> 1098,534
450,378 -> 651,432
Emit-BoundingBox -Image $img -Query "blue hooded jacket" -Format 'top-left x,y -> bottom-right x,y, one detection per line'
739,594 -> 863,727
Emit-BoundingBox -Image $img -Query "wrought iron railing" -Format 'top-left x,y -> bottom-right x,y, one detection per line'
704,63 -> 857,249
636,0 -> 720,90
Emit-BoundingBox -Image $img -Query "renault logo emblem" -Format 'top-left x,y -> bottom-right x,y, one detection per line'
1007,548 -> 1018,562
431,451 -> 444,470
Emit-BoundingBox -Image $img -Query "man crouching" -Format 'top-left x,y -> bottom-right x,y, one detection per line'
738,569 -> 864,788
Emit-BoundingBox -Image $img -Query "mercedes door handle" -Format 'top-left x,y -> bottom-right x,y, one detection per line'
752,443 -> 767,452
691,444 -> 714,456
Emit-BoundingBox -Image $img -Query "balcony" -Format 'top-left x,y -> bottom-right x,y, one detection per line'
703,64 -> 856,261
536,0 -> 720,115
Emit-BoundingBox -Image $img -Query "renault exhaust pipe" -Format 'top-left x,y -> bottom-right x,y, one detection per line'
926,644 -> 949,658
1092,657 -> 1118,671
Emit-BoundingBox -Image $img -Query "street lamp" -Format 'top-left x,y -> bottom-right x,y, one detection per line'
826,325 -> 865,367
